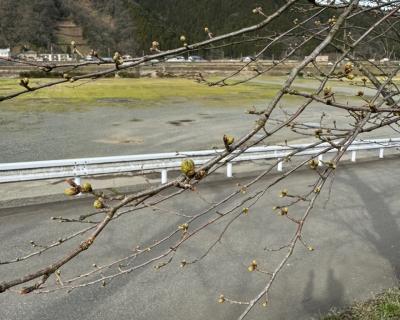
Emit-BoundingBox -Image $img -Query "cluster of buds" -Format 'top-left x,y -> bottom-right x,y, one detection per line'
279,207 -> 288,216
314,20 -> 321,27
180,35 -> 188,47
150,40 -> 160,52
113,52 -> 124,67
273,206 -> 288,215
204,26 -> 213,39
328,16 -> 336,26
344,62 -> 353,74
218,294 -> 225,303
247,260 -> 258,272
19,77 -> 31,90
178,223 -> 189,234
64,180 -> 93,196
242,207 -> 249,215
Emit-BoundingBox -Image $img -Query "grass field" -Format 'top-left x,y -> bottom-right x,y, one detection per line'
322,288 -> 400,320
0,77 -> 283,110
0,75 -> 379,111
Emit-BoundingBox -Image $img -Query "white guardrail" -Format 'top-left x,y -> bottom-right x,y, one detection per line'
1,138 -> 399,184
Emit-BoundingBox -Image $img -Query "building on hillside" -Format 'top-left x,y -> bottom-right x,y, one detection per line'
304,55 -> 330,63
17,50 -> 38,61
315,55 -> 329,63
0,48 -> 11,58
38,53 -> 72,62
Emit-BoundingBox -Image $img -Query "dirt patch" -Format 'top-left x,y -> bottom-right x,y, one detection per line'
167,119 -> 195,126
95,137 -> 144,145
97,98 -> 140,104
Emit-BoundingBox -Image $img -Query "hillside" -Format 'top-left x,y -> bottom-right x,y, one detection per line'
0,0 -> 398,59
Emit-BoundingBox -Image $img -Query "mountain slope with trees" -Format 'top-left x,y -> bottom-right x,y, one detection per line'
0,0 -> 398,59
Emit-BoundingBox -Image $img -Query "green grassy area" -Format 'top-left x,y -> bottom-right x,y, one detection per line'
0,77 -> 284,111
322,288 -> 400,320
0,75 -> 395,112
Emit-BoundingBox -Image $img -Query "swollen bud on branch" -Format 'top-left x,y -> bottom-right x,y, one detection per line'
323,86 -> 332,97
344,62 -> 354,75
309,159 -> 319,170
178,223 -> 189,233
280,207 -> 288,216
81,182 -> 93,193
181,159 -> 196,178
93,197 -> 105,209
252,7 -> 264,15
204,26 -> 213,39
150,41 -> 160,52
64,187 -> 79,196
71,40 -> 83,58
223,134 -> 234,151
279,189 -> 288,197
113,52 -> 123,67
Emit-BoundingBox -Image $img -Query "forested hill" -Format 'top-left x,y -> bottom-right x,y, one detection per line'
0,0 -> 302,57
0,0 -> 397,58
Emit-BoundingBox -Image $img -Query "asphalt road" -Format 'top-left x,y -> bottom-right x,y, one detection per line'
0,158 -> 399,320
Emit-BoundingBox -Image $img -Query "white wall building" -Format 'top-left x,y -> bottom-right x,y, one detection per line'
38,53 -> 72,62
0,48 -> 11,58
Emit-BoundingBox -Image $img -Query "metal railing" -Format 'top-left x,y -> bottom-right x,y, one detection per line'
1,138 -> 399,184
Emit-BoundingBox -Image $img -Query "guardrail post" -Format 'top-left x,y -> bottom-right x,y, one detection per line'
318,154 -> 323,166
277,160 -> 283,172
351,150 -> 356,162
74,177 -> 82,196
74,177 -> 81,186
161,170 -> 168,184
227,163 -> 233,178
379,148 -> 384,159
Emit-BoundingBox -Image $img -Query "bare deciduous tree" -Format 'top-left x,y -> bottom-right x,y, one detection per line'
1,1 -> 400,319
